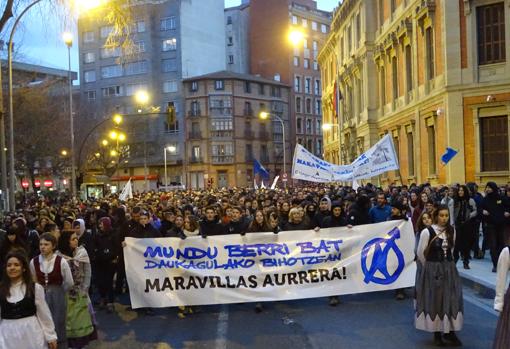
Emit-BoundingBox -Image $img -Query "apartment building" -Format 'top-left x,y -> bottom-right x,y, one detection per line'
77,0 -> 226,191
183,71 -> 290,189
319,0 -> 510,185
225,2 -> 250,74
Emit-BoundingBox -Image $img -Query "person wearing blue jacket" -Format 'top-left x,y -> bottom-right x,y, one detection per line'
368,193 -> 392,223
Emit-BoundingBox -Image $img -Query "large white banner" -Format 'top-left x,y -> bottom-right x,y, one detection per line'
291,134 -> 399,182
124,220 -> 416,308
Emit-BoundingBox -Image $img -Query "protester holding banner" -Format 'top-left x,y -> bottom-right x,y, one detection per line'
283,208 -> 310,231
415,205 -> 463,347
493,246 -> 510,349
183,216 -> 200,237
321,201 -> 347,228
199,207 -> 226,237
247,210 -> 270,233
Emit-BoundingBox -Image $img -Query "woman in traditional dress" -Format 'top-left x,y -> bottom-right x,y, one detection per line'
30,233 -> 74,349
0,251 -> 57,349
59,231 -> 97,348
415,205 -> 463,347
494,246 -> 510,349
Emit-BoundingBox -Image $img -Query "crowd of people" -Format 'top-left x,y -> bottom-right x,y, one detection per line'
0,181 -> 508,348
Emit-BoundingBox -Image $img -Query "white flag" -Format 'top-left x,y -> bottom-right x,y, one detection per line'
261,180 -> 266,189
270,176 -> 280,189
253,178 -> 259,190
119,178 -> 133,201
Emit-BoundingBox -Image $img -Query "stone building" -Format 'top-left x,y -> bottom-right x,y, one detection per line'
319,0 -> 510,185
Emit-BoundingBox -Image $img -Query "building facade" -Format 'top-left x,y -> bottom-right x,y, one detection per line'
319,0 -> 510,185
248,0 -> 332,161
183,71 -> 290,189
77,0 -> 226,191
225,2 -> 250,74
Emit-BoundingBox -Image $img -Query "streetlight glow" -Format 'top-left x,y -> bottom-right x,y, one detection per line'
101,139 -> 108,146
118,133 -> 126,142
109,130 -> 118,140
113,114 -> 123,125
61,149 -> 68,156
167,145 -> 176,153
288,29 -> 304,46
134,90 -> 150,106
75,0 -> 104,11
62,32 -> 73,47
95,152 -> 101,158
259,111 -> 269,120
110,149 -> 118,157
322,123 -> 334,131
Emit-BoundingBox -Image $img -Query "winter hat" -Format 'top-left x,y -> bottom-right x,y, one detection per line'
331,201 -> 342,210
486,181 -> 499,193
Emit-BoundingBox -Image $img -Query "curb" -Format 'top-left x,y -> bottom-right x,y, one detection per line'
459,272 -> 495,299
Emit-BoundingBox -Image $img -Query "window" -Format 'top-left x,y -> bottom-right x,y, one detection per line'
212,143 -> 233,155
312,21 -> 317,31
84,52 -> 95,63
160,17 -> 176,31
481,116 -> 509,171
258,83 -> 265,95
356,14 -> 361,48
100,25 -> 113,38
84,70 -> 96,83
162,38 -> 177,51
407,132 -> 415,176
162,58 -> 177,72
227,36 -> 233,46
296,97 -> 302,113
297,118 -> 302,133
304,58 -> 310,69
192,146 -> 201,160
425,27 -> 435,80
305,78 -> 311,94
313,40 -> 318,51
244,81 -> 251,93
165,102 -> 179,133
228,55 -> 234,64
271,86 -> 281,97
314,80 -> 320,95
303,39 -> 308,49
245,144 -> 253,161
125,61 -> 148,76
321,24 -> 327,33
313,60 -> 319,70
405,45 -> 412,92
307,139 -> 313,151
427,124 -> 436,175
190,81 -> 198,92
316,119 -> 322,133
315,100 -> 322,115
85,90 -> 96,101
292,15 -> 298,25
392,56 -> 398,100
191,101 -> 200,115
136,20 -> 145,33
379,66 -> 386,107
227,16 -> 232,25
347,26 -> 352,54
317,139 -> 323,155
305,98 -> 311,114
101,65 -> 122,79
211,119 -> 233,131
302,18 -> 308,28
244,101 -> 252,115
293,56 -> 300,67
126,83 -> 148,96
215,80 -> 224,90
163,80 -> 178,93
101,85 -> 122,97
134,41 -> 146,53
100,47 -> 121,59
477,3 -> 506,65
294,76 -> 301,92
83,31 -> 95,43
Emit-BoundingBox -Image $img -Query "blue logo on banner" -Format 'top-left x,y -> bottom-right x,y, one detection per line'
361,227 -> 405,285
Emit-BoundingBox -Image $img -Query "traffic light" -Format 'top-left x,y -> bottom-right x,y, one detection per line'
167,103 -> 176,125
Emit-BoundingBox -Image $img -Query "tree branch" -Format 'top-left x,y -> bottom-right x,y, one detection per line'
0,0 -> 15,34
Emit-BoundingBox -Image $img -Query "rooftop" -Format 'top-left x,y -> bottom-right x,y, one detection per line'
183,70 -> 289,87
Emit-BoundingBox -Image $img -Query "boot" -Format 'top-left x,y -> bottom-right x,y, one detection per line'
433,332 -> 445,347
443,332 -> 462,346
463,260 -> 470,269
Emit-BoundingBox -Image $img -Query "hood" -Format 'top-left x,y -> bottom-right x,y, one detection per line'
320,196 -> 332,211
73,218 -> 86,238
99,216 -> 112,232
486,181 -> 499,194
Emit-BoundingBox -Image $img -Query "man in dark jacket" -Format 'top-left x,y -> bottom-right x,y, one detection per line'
132,211 -> 161,239
226,206 -> 249,235
347,196 -> 371,226
313,197 -> 331,228
159,210 -> 175,236
322,201 -> 347,228
481,181 -> 509,272
199,206 -> 226,237
166,215 -> 185,239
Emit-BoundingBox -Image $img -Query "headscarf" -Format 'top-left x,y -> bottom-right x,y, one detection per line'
73,218 -> 86,238
99,216 -> 112,232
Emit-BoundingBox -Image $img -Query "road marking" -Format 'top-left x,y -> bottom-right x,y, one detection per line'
215,304 -> 229,349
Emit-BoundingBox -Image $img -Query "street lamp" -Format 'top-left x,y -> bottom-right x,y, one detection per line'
61,149 -> 68,157
163,145 -> 177,189
109,130 -> 118,140
118,133 -> 126,142
113,113 -> 123,125
134,90 -> 150,191
101,139 -> 109,147
258,111 -> 286,187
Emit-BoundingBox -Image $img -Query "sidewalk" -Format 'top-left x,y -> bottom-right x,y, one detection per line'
458,254 -> 497,299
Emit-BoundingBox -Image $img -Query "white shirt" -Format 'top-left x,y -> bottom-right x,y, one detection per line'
416,224 -> 456,264
29,254 -> 74,292
495,247 -> 510,312
0,281 -> 58,342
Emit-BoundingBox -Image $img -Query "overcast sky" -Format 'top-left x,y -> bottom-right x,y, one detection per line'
6,0 -> 339,75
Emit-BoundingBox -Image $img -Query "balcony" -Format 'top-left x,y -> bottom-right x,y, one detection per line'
243,108 -> 253,116
212,155 -> 234,164
210,107 -> 232,117
188,131 -> 202,140
187,109 -> 201,117
210,130 -> 233,139
244,130 -> 254,139
190,157 -> 203,164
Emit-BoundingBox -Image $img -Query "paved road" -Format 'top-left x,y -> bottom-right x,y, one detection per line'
89,286 -> 498,349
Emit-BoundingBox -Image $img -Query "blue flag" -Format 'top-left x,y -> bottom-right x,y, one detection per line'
253,158 -> 270,180
441,147 -> 458,165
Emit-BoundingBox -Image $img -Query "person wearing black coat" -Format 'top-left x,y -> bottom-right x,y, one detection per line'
112,207 -> 130,295
166,215 -> 186,239
481,182 -> 509,272
199,207 -> 226,237
159,210 -> 175,236
321,201 -> 347,228
94,217 -> 119,312
347,196 -> 371,226
131,211 -> 162,239
225,207 -> 249,235
283,208 -> 310,231
313,197 -> 331,229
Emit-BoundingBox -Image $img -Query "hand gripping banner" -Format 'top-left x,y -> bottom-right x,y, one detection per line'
124,220 -> 416,308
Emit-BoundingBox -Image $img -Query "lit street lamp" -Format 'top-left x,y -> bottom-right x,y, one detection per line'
259,111 -> 286,187
164,145 -> 177,189
288,29 -> 305,46
134,90 -> 150,191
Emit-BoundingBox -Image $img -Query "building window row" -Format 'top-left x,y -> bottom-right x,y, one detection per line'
294,76 -> 321,95
160,17 -> 177,31
291,15 -> 328,33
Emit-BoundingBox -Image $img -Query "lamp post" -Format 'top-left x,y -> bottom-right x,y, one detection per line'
62,32 -> 76,199
259,111 -> 286,187
322,123 -> 341,164
134,90 -> 150,191
164,145 -> 176,189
